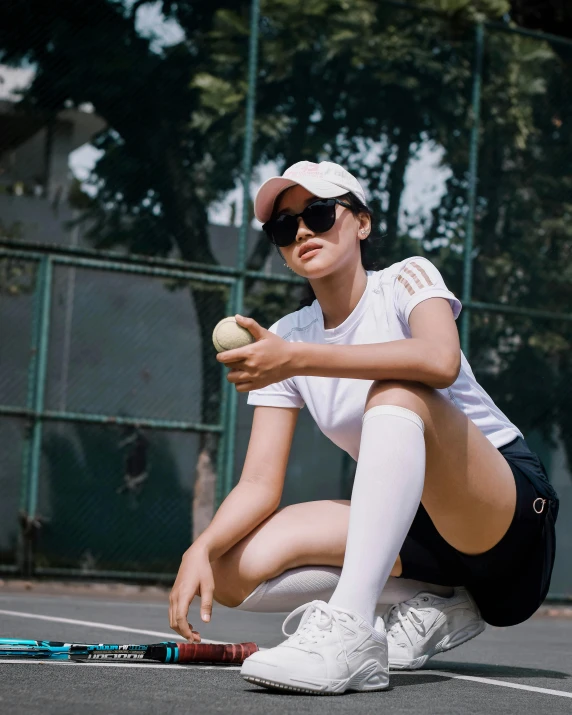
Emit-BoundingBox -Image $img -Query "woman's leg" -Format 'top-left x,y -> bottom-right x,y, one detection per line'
214,379 -> 516,613
366,379 -> 517,556
212,498 -> 450,609
328,400 -> 427,621
327,379 -> 516,624
212,499 -> 402,608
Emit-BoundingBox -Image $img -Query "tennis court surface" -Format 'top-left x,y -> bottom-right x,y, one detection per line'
1,581 -> 571,714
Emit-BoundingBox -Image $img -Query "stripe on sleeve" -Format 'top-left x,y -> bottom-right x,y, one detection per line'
410,261 -> 435,287
402,266 -> 425,289
397,274 -> 415,295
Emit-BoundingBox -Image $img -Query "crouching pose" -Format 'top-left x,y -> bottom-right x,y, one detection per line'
169,161 -> 559,695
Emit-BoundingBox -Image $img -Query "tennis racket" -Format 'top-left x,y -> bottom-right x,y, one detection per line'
0,639 -> 258,664
0,639 -> 72,659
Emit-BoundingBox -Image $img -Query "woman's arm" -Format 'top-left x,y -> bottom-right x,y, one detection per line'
218,302 -> 461,393
291,298 -> 461,389
195,404 -> 299,560
169,405 -> 299,638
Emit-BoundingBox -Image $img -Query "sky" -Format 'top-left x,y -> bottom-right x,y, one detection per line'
68,1 -> 452,235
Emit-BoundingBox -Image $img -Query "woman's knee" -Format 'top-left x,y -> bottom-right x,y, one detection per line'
211,554 -> 248,608
211,510 -> 289,608
365,379 -> 435,417
211,546 -> 262,608
212,500 -> 351,608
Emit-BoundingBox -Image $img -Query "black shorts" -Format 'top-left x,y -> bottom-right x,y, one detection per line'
399,436 -> 559,627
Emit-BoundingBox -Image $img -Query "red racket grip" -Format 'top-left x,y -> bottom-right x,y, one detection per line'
175,642 -> 258,664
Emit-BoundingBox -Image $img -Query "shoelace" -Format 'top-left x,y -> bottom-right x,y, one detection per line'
281,600 -> 351,647
385,597 -> 430,647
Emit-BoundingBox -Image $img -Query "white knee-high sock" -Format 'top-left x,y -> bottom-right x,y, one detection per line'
235,566 -> 341,612
328,405 -> 426,625
234,566 -> 451,613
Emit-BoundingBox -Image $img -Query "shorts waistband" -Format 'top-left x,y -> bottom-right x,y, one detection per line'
498,435 -> 530,454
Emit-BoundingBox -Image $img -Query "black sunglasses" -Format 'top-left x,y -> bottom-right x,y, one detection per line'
262,198 -> 353,247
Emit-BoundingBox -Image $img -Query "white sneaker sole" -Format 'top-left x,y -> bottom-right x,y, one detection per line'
241,658 -> 389,694
389,618 -> 486,671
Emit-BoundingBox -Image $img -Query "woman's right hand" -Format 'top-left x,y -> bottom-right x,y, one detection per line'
169,544 -> 215,642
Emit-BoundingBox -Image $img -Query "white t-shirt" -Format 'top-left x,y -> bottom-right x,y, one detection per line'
247,255 -> 523,459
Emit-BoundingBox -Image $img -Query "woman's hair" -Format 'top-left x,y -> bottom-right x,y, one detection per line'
269,191 -> 383,311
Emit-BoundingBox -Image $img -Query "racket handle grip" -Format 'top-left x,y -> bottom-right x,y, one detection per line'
175,642 -> 258,664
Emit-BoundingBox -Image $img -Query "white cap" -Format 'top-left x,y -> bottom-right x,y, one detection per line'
254,160 -> 367,223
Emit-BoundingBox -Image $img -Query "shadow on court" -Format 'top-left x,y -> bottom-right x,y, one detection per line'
432,660 -> 571,681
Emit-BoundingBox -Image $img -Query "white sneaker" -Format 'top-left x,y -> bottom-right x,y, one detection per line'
241,600 -> 389,694
378,587 -> 486,670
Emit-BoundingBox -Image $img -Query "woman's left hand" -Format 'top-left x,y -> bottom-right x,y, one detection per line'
215,315 -> 295,392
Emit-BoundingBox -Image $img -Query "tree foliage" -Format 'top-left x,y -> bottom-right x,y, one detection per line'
2,0 -> 572,478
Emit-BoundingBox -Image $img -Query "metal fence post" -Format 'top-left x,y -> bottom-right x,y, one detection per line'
19,255 -> 53,576
461,22 -> 484,359
235,0 -> 261,315
221,0 -> 260,501
215,281 -> 236,509
18,260 -> 41,553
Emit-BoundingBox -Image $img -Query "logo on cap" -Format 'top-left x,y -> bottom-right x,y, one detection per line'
285,162 -> 320,177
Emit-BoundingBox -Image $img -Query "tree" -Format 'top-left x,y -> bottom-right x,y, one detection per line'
2,0 -> 570,559
412,12 -> 572,472
509,0 -> 572,41
179,0 -> 572,472
1,0 -> 265,541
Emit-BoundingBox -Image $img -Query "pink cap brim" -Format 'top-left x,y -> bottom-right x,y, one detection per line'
254,176 -> 349,223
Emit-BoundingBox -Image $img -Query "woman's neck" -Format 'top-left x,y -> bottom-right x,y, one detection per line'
312,265 -> 368,330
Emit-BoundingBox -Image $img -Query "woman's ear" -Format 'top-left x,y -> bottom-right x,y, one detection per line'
358,212 -> 371,237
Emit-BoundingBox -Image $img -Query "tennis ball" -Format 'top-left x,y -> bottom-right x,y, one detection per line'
212,316 -> 255,353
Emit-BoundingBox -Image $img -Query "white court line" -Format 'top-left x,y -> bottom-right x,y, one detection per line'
399,670 -> 572,699
0,659 -> 240,670
0,594 -> 166,609
2,610 -> 569,698
0,609 -> 224,644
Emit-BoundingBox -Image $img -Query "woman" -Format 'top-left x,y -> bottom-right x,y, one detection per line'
169,160 -> 559,695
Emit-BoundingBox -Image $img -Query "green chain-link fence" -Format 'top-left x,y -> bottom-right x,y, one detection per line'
0,0 -> 571,596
